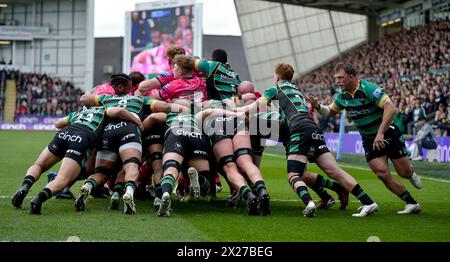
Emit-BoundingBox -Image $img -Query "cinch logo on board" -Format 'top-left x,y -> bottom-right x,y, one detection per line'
58,132 -> 82,143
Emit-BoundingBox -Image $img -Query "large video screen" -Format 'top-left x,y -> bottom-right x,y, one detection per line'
128,5 -> 195,75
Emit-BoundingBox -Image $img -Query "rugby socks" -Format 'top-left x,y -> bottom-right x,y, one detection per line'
296,186 -> 312,205
314,174 -> 345,194
311,186 -> 333,201
84,178 -> 97,194
113,182 -> 125,195
198,171 -> 211,195
124,181 -> 137,196
253,180 -> 268,197
154,183 -> 163,199
21,175 -> 36,191
399,191 -> 418,205
35,188 -> 53,203
239,185 -> 253,200
161,175 -> 175,195
351,184 -> 374,205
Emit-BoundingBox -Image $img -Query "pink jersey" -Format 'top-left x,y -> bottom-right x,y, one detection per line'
148,88 -> 161,98
159,76 -> 207,102
156,70 -> 206,87
92,82 -> 116,95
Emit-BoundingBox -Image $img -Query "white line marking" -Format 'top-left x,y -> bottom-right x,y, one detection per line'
263,153 -> 450,183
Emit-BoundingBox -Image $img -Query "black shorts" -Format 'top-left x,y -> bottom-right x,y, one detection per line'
362,124 -> 408,162
163,127 -> 209,160
204,115 -> 246,145
48,125 -> 96,166
143,122 -> 166,147
286,127 -> 330,162
100,120 -> 142,153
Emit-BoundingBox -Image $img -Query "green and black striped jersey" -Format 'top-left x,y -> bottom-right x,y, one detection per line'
195,59 -> 241,101
262,80 -> 309,122
166,112 -> 199,130
67,106 -> 108,136
96,95 -> 156,120
331,80 -> 389,138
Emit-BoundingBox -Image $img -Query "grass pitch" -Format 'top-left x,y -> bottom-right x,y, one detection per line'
0,131 -> 449,242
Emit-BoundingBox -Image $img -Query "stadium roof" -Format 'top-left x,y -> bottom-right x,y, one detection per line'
262,0 -> 409,16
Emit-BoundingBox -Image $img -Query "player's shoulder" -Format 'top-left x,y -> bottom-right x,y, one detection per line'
158,72 -> 173,77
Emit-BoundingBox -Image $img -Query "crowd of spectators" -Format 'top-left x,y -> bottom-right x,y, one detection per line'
14,72 -> 82,117
299,20 -> 450,136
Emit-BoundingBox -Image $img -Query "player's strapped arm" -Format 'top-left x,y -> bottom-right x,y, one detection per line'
106,107 -> 144,131
143,112 -> 167,131
195,108 -> 244,123
80,94 -> 101,107
235,96 -> 268,114
54,117 -> 69,129
194,58 -> 214,76
149,100 -> 188,114
307,95 -> 339,117
55,111 -> 78,129
135,78 -> 162,96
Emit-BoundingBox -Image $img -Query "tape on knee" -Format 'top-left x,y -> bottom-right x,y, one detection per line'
287,160 -> 306,175
123,157 -> 141,166
162,160 -> 181,173
234,148 -> 252,160
94,166 -> 113,177
289,174 -> 303,188
150,152 -> 162,162
218,155 -> 235,168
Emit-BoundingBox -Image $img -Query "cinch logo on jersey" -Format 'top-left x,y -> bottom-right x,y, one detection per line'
348,109 -> 372,118
311,131 -> 324,141
216,116 -> 234,122
105,121 -> 127,131
176,129 -> 201,138
58,131 -> 82,143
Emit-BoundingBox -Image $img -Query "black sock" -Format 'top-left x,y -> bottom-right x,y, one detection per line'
22,175 -> 36,191
351,184 -> 374,205
113,182 -> 125,195
314,174 -> 345,193
198,171 -> 210,194
35,188 -> 52,203
296,186 -> 312,205
154,183 -> 162,199
312,186 -> 333,201
399,191 -> 417,204
239,185 -> 252,200
253,180 -> 267,196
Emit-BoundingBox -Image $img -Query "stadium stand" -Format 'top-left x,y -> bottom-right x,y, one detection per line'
0,69 -> 83,123
299,20 -> 450,135
14,71 -> 83,117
